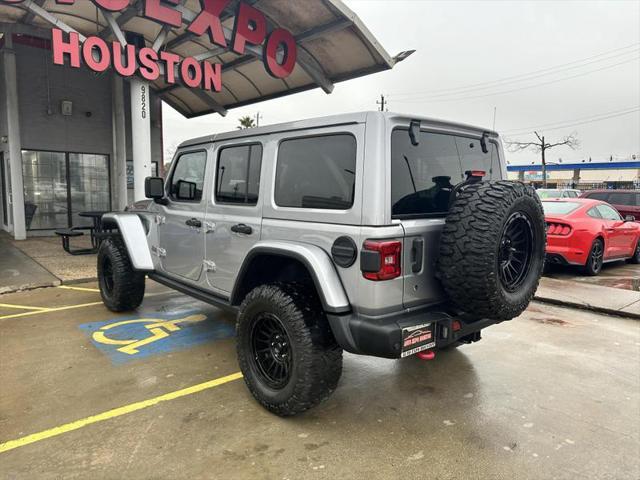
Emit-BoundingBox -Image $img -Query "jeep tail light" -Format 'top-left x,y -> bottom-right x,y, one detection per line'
361,240 -> 402,281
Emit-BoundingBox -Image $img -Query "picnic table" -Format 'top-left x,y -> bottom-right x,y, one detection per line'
55,210 -> 109,255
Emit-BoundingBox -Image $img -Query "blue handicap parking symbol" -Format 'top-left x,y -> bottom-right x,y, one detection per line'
79,309 -> 235,364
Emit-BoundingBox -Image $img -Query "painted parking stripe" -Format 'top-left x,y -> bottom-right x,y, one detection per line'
0,372 -> 243,454
0,292 -> 176,321
0,303 -> 51,312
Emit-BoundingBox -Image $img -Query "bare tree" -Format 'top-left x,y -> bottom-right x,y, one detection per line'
507,131 -> 580,187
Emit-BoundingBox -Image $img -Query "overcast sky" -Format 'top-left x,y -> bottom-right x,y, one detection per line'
162,0 -> 640,167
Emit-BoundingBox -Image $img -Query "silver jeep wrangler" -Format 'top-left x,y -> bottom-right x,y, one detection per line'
98,111 -> 546,416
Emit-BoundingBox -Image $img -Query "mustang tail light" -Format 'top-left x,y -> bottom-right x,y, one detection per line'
361,240 -> 402,281
546,222 -> 572,236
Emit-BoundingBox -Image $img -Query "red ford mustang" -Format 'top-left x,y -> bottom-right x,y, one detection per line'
542,198 -> 640,275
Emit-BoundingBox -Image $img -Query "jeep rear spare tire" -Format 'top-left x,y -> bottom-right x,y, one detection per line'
437,181 -> 545,320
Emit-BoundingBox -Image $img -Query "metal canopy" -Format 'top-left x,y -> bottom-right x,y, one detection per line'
0,0 -> 413,118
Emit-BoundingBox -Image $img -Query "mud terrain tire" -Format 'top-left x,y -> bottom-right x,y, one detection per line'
437,181 -> 545,320
97,237 -> 145,312
236,283 -> 343,417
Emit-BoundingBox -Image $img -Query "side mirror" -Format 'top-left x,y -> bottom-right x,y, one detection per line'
144,177 -> 168,205
145,176 -> 164,199
176,180 -> 198,201
624,215 -> 636,222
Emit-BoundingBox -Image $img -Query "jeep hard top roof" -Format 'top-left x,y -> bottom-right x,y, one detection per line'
179,111 -> 499,149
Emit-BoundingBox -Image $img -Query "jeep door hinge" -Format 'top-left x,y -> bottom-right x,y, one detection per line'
151,245 -> 167,258
203,260 -> 217,272
155,215 -> 166,225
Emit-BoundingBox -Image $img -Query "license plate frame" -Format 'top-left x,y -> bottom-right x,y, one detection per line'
400,322 -> 436,358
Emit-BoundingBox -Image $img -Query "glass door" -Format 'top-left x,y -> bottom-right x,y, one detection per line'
69,153 -> 111,227
22,150 -> 68,230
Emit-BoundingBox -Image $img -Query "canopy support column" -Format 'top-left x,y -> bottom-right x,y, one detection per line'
130,78 -> 152,202
2,33 -> 26,240
112,75 -> 128,210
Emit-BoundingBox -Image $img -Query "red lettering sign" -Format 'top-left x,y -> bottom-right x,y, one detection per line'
138,47 -> 161,81
264,28 -> 297,79
187,0 -> 230,48
82,36 -> 110,72
144,0 -> 182,27
112,41 -> 137,76
232,2 -> 266,55
160,51 -> 180,84
52,29 -> 80,68
92,0 -> 128,12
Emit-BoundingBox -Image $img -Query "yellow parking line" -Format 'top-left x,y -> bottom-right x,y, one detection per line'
0,303 -> 51,312
0,372 -> 243,454
57,285 -> 101,293
0,292 -> 174,321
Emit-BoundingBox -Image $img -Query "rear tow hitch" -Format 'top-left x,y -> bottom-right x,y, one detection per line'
417,350 -> 436,361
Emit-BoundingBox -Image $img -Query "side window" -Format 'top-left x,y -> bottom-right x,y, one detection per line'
567,191 -> 578,198
170,151 -> 207,201
391,129 -> 461,217
454,136 -> 498,180
215,144 -> 263,205
597,204 -> 621,221
586,192 -> 609,201
587,207 -> 602,219
608,192 -> 633,206
275,134 -> 356,209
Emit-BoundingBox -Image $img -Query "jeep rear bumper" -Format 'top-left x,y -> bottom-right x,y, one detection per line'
327,307 -> 502,359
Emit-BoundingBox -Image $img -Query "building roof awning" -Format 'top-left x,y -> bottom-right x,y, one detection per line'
0,0 -> 413,118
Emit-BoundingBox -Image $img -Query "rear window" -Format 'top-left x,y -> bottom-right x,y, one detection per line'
391,129 -> 499,217
541,201 -> 581,215
584,192 -> 609,201
275,134 -> 356,210
537,190 -> 562,199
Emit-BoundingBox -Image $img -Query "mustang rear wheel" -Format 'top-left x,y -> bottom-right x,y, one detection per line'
437,181 -> 546,321
236,283 -> 343,417
583,238 -> 604,276
627,239 -> 640,264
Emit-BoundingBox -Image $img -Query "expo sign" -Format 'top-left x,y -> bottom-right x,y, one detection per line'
1,0 -> 298,92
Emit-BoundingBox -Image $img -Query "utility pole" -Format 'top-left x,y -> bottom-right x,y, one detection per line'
376,94 -> 387,112
540,134 -> 547,188
255,112 -> 262,127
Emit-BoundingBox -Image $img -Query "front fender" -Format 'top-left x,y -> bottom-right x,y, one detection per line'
232,241 -> 351,314
101,213 -> 154,271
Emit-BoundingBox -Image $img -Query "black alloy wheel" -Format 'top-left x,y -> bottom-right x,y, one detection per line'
586,238 -> 604,275
250,313 -> 292,390
498,212 -> 534,292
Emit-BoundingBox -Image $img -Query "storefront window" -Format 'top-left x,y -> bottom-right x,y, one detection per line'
22,150 -> 111,230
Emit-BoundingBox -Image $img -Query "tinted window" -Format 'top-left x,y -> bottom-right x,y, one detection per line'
216,144 -> 262,205
587,207 -> 602,219
541,201 -> 581,215
567,191 -> 579,198
585,192 -> 609,201
170,151 -> 207,201
608,192 -> 634,206
391,129 -> 499,217
597,204 -> 621,221
275,134 -> 356,209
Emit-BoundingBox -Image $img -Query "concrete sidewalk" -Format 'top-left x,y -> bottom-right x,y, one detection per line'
0,237 -> 59,294
535,276 -> 640,319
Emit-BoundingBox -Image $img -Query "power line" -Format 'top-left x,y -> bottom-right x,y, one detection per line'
503,107 -> 640,136
390,56 -> 640,103
388,42 -> 640,98
502,106 -> 640,134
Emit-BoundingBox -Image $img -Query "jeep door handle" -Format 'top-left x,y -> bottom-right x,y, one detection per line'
231,223 -> 252,235
185,218 -> 202,228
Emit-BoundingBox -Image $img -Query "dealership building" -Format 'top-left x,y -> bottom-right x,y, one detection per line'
0,0 -> 409,240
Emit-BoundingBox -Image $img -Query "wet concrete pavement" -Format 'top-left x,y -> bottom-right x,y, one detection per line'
0,282 -> 639,479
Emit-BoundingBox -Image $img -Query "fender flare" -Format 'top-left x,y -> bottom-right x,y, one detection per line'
101,213 -> 154,271
231,241 -> 351,314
